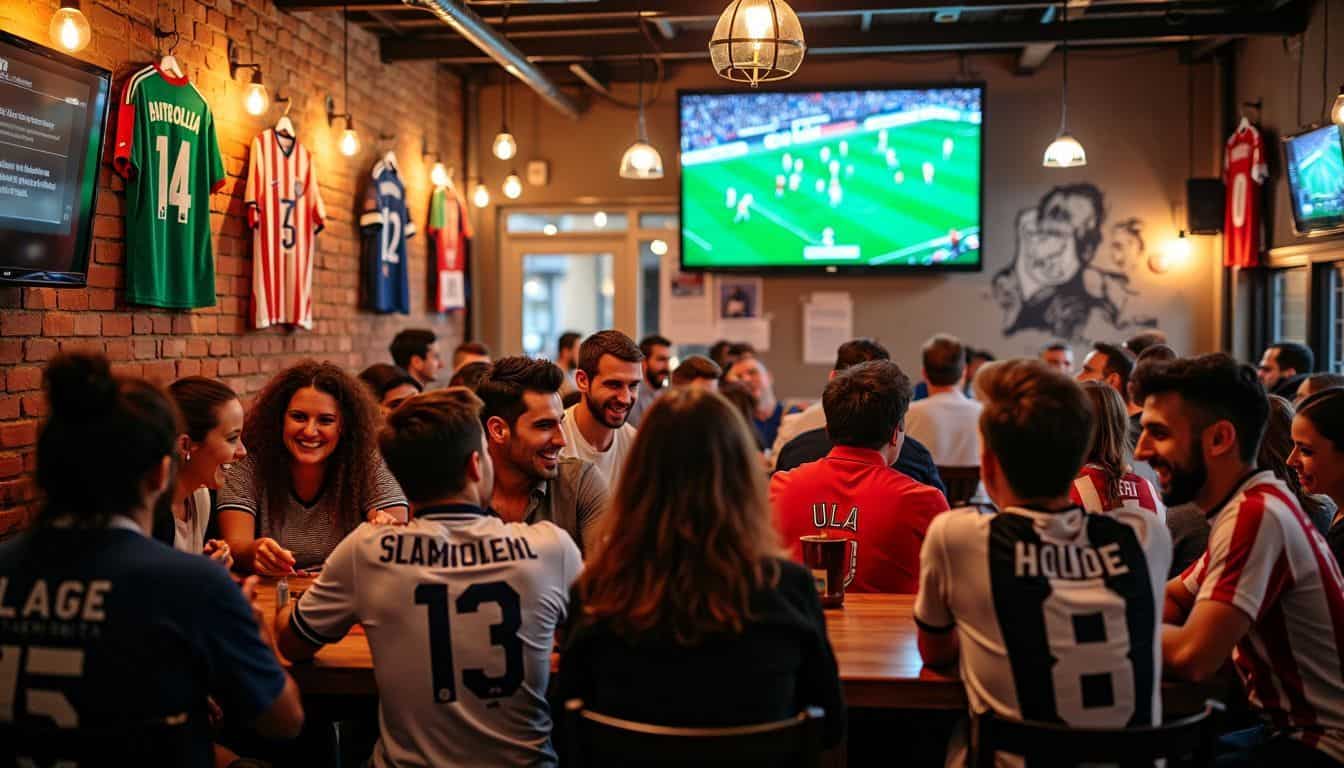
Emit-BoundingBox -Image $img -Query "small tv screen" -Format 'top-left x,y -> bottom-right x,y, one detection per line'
0,30 -> 111,288
1284,123 -> 1344,237
679,85 -> 984,273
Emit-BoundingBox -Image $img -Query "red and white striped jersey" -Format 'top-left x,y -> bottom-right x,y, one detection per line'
245,129 -> 326,329
1071,464 -> 1165,522
1180,471 -> 1344,761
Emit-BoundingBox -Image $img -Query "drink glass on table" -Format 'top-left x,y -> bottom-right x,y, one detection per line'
799,534 -> 850,608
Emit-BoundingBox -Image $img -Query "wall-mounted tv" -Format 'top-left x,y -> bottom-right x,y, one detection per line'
1284,123 -> 1344,237
0,30 -> 111,288
679,84 -> 984,273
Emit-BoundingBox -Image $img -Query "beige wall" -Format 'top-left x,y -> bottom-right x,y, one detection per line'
471,52 -> 1222,398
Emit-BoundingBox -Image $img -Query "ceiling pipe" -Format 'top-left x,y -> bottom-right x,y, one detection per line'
401,0 -> 584,119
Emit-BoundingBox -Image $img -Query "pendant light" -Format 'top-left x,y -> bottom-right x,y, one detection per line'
619,56 -> 664,180
1323,1 -> 1344,126
502,170 -> 523,200
1042,2 -> 1086,168
329,6 -> 360,157
709,0 -> 806,87
492,8 -> 518,161
471,179 -> 491,208
50,0 -> 91,53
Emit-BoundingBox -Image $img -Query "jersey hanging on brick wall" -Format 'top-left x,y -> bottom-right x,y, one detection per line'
361,156 -> 415,314
113,64 -> 225,309
245,129 -> 326,329
426,184 -> 472,312
1223,119 -> 1268,268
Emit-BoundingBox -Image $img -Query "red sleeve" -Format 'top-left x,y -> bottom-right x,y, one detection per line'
112,74 -> 140,179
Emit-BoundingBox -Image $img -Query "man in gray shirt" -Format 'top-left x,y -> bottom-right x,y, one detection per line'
477,356 -> 608,555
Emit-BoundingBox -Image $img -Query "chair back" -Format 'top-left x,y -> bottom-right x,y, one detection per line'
0,711 -> 194,768
971,700 -> 1224,768
564,699 -> 825,768
937,466 -> 981,506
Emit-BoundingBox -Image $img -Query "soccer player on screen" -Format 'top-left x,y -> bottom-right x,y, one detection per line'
734,193 -> 754,223
943,137 -> 954,159
923,161 -> 936,184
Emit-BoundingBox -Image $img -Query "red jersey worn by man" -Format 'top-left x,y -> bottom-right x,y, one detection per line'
770,446 -> 949,593
1224,120 -> 1268,268
1071,463 -> 1166,522
1179,472 -> 1344,761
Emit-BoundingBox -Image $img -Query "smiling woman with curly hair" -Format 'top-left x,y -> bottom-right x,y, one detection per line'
217,360 -> 407,574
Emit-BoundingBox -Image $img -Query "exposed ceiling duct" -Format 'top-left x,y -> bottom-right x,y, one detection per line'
400,0 -> 584,119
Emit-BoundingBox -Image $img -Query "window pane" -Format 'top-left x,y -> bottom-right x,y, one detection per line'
1333,265 -> 1344,373
1272,267 -> 1308,344
638,212 -> 678,231
639,240 -> 662,337
521,252 -> 614,359
507,211 -> 628,234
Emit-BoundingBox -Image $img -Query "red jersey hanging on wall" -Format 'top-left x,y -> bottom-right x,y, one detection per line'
1223,119 -> 1268,268
427,184 -> 473,312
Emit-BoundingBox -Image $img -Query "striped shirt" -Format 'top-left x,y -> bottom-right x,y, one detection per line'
245,129 -> 326,329
1179,471 -> 1344,761
217,454 -> 407,569
1071,464 -> 1165,522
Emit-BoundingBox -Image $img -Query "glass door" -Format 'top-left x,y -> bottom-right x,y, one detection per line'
506,237 -> 628,360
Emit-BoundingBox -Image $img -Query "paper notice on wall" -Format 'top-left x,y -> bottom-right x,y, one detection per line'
802,292 -> 853,364
660,251 -> 718,344
718,316 -> 771,351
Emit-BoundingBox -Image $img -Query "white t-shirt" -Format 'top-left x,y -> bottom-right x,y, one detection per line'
904,391 -> 983,467
291,506 -> 582,768
559,404 -> 637,487
172,487 -> 213,556
915,504 -> 1171,764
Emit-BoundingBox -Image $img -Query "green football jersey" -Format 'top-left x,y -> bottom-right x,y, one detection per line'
113,65 -> 224,309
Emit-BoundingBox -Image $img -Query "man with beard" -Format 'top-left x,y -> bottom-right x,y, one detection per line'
1134,354 -> 1344,766
560,330 -> 643,485
477,356 -> 608,555
628,334 -> 672,428
1257,341 -> 1314,400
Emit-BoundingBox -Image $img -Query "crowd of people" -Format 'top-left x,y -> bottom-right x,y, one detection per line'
4,322 -> 1344,767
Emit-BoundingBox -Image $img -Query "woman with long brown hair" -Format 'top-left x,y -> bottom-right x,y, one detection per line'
218,360 -> 407,574
556,387 -> 844,747
1071,381 -> 1164,518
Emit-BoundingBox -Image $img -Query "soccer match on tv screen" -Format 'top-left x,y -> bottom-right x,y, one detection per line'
679,86 -> 983,271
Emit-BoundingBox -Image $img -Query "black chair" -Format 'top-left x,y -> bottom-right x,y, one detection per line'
971,700 -> 1225,768
564,699 -> 826,768
0,711 -> 195,767
937,466 -> 981,507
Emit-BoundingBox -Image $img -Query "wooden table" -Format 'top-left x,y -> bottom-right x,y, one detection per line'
260,582 -> 1216,713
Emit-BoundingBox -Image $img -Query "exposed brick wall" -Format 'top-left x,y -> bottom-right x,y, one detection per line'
0,0 -> 468,532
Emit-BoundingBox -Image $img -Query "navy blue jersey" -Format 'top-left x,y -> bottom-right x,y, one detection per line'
361,159 -> 416,314
0,519 -> 288,766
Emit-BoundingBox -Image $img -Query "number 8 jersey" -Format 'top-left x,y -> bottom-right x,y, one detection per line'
113,65 -> 225,309
915,506 -> 1170,747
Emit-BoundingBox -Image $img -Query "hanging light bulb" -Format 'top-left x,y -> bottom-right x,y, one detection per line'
339,122 -> 360,157
1042,1 -> 1086,168
430,162 -> 450,187
503,171 -> 523,200
50,0 -> 92,53
650,239 -> 669,256
492,130 -> 518,161
243,74 -> 270,117
472,180 -> 491,208
709,0 -> 806,86
593,210 -> 608,228
620,57 -> 665,180
1332,87 -> 1344,126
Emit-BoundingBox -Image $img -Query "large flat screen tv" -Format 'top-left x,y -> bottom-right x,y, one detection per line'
0,30 -> 111,288
1284,123 -> 1344,237
679,84 -> 984,273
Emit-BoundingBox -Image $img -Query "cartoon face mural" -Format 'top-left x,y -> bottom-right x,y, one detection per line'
992,183 -> 1158,340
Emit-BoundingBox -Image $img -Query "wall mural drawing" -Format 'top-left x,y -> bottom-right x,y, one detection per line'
991,183 -> 1158,340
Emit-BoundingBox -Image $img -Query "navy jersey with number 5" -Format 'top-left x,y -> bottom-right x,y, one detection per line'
361,159 -> 416,314
915,505 -> 1170,761
290,505 -> 581,768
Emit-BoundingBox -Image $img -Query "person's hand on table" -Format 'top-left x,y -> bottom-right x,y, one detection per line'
254,537 -> 296,576
367,508 -> 402,526
203,539 -> 233,570
240,576 -> 278,647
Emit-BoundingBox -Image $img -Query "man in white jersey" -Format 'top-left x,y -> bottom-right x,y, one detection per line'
275,388 -> 581,767
559,330 -> 642,485
1134,354 -> 1344,766
915,360 -> 1170,765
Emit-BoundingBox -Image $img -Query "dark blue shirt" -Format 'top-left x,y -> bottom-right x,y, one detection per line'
773,427 -> 947,497
0,519 -> 288,766
361,159 -> 416,314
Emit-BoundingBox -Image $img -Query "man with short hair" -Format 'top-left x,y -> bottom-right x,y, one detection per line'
1134,354 -> 1344,765
725,354 -> 793,448
1124,329 -> 1168,358
560,330 -> 643,485
276,388 -> 581,767
1040,340 -> 1074,374
1297,372 -> 1344,405
477,357 -> 608,554
916,360 -> 1170,763
670,355 -> 721,391
391,329 -> 444,388
1258,341 -> 1314,399
1078,341 -> 1141,419
771,360 -> 949,594
628,334 -> 672,427
555,331 -> 582,396
904,334 -> 983,468
452,341 -> 491,372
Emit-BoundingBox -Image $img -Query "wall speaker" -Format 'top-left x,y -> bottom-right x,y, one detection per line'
1186,178 -> 1224,235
